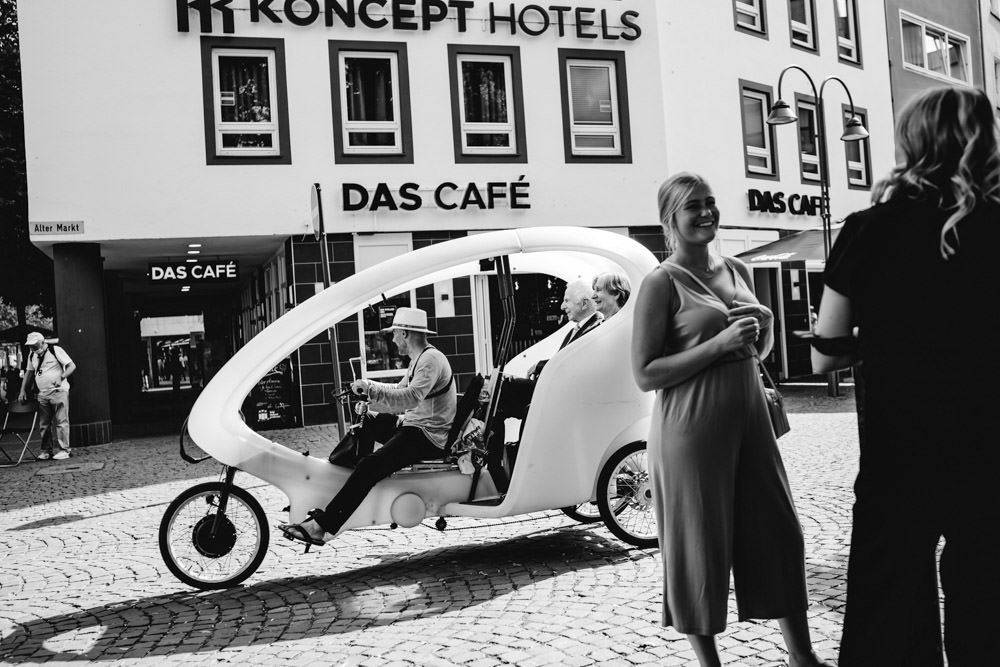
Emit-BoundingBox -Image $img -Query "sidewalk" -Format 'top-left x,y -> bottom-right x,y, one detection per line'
1,386 -> 861,665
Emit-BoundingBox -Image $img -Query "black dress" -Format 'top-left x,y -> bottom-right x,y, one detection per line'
824,197 -> 998,667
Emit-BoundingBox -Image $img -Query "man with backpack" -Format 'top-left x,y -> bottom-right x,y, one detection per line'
18,331 -> 76,460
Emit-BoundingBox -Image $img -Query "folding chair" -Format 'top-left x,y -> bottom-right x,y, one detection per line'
0,400 -> 40,467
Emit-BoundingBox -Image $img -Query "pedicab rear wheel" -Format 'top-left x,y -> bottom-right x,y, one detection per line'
159,481 -> 269,590
560,502 -> 602,523
597,441 -> 658,548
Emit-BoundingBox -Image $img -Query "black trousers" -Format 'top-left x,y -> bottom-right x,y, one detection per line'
316,412 -> 442,535
839,408 -> 996,667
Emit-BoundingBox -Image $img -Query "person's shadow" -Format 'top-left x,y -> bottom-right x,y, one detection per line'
0,526 -> 643,663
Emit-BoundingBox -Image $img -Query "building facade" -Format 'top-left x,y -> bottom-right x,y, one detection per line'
17,0 -> 896,438
980,0 -> 1000,109
884,0 -> 984,110
661,0 -> 895,377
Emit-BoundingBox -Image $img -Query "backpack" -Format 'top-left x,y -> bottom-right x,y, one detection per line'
445,373 -> 485,454
31,345 -> 75,390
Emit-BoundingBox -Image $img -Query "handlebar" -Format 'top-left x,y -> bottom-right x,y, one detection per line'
331,388 -> 352,402
331,388 -> 369,402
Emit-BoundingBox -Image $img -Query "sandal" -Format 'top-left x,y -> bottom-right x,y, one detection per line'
278,522 -> 325,547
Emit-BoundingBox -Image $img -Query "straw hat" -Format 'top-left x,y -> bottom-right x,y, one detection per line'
381,307 -> 435,334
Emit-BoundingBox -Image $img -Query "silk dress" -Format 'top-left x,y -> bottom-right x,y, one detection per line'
647,260 -> 808,635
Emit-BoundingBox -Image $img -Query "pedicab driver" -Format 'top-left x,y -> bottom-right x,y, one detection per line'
279,307 -> 456,547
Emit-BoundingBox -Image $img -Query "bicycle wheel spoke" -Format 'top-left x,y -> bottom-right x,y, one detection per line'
603,450 -> 657,542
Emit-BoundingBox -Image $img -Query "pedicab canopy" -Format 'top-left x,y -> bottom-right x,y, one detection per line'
185,227 -> 660,521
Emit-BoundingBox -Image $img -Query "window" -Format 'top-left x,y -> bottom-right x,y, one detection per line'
329,41 -> 414,164
843,105 -> 871,188
558,49 -> 632,163
354,233 -> 415,381
794,95 -> 821,183
739,80 -> 779,179
447,44 -> 527,163
835,0 -> 861,65
900,13 -> 970,84
200,37 -> 291,165
789,0 -> 817,51
361,293 -> 413,380
733,0 -> 767,36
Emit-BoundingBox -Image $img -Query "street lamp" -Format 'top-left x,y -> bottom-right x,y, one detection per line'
766,64 -> 869,397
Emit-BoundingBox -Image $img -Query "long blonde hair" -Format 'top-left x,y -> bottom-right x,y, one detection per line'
872,86 -> 1000,259
657,172 -> 710,252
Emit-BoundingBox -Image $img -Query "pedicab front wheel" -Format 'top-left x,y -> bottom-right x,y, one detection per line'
159,481 -> 269,590
597,441 -> 658,548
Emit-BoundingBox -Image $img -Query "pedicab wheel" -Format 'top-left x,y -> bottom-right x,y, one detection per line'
597,441 -> 658,548
159,482 -> 269,590
560,502 -> 602,523
562,492 -> 631,523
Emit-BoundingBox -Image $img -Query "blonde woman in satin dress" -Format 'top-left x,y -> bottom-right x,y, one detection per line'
631,173 -> 831,667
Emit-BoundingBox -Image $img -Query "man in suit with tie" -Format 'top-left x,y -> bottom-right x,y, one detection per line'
558,279 -> 603,349
525,279 -> 604,381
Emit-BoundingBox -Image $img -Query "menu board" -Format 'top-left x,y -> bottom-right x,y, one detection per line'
244,357 -> 300,429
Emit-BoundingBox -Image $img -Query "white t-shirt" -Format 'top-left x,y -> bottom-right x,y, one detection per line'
27,345 -> 73,396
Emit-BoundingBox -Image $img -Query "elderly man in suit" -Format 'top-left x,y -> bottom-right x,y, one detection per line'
558,279 -> 603,349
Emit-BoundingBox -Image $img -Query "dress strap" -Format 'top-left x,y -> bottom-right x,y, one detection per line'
664,259 -> 737,306
722,257 -> 752,295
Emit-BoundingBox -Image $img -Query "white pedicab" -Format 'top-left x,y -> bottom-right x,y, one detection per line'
159,227 -> 659,589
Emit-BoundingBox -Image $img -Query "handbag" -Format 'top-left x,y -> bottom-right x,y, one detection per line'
327,427 -> 370,467
757,356 -> 790,439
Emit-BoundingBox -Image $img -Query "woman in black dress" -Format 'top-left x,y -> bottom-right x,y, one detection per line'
813,86 -> 1000,667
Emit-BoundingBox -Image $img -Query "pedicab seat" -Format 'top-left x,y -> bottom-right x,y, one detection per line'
395,373 -> 486,475
400,460 -> 461,473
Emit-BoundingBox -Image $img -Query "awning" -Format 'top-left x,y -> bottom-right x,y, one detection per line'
0,323 -> 55,344
735,226 -> 842,264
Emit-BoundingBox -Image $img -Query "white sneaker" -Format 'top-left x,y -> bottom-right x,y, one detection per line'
36,450 -> 53,460
52,449 -> 71,460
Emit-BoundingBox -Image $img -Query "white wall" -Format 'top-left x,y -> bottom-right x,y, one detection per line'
658,0 -> 896,232
18,0 -> 668,242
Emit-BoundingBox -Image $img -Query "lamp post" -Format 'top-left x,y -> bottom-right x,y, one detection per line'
766,65 -> 869,397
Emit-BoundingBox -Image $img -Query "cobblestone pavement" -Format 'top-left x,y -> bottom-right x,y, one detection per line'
1,385 -> 860,666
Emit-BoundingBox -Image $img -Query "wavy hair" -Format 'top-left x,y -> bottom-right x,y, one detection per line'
872,86 -> 1000,259
657,172 -> 711,252
592,272 -> 632,307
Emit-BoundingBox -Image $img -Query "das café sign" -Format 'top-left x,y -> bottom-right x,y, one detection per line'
747,189 -> 822,217
177,0 -> 642,40
149,261 -> 240,284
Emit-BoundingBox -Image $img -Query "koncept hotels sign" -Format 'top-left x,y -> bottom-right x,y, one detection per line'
176,0 -> 642,40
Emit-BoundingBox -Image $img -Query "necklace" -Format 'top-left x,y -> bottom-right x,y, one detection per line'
671,256 -> 716,276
